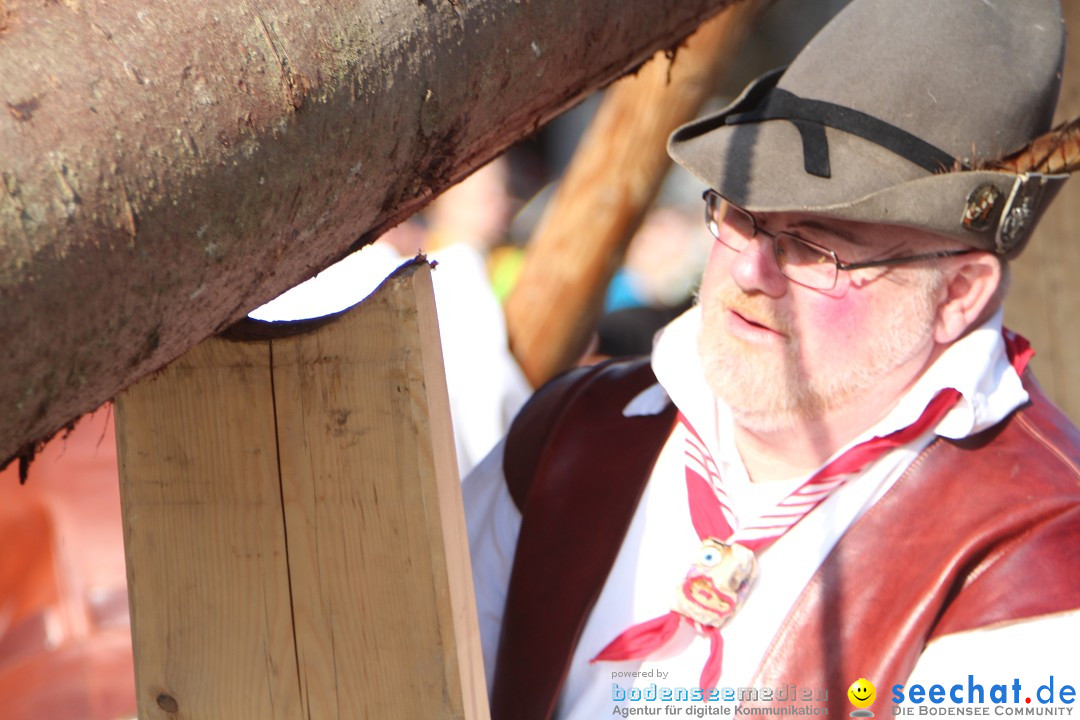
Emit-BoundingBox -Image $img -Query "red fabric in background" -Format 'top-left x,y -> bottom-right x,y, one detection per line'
0,406 -> 135,720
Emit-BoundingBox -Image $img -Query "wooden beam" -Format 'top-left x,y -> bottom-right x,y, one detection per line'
115,260 -> 487,718
1,0 -> 739,473
505,0 -> 767,387
1004,1 -> 1080,423
115,333 -> 294,717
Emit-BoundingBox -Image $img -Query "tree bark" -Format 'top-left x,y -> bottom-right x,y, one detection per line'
0,0 -> 737,473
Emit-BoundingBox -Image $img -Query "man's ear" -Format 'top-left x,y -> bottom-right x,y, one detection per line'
933,253 -> 1002,344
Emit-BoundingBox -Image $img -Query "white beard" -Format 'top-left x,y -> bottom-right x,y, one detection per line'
697,277 -> 940,434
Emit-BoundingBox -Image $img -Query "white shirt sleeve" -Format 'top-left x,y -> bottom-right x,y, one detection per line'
462,438 -> 523,695
902,610 -> 1080,704
428,245 -> 531,479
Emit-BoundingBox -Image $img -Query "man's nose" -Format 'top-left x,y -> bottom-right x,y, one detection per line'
728,234 -> 787,297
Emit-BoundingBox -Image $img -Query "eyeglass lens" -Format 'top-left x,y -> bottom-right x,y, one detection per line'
704,192 -> 839,290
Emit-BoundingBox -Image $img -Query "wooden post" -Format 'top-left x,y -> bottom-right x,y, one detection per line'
505,0 -> 768,388
114,260 -> 488,719
1004,0 -> 1080,423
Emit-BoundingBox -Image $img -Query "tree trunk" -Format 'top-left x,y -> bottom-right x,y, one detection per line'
0,0 -> 738,473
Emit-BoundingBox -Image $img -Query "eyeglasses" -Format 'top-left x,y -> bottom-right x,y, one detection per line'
702,190 -> 975,291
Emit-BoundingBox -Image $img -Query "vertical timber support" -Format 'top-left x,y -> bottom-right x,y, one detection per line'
114,259 -> 489,719
1005,0 -> 1080,422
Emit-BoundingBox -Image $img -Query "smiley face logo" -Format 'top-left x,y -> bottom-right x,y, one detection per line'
848,678 -> 876,716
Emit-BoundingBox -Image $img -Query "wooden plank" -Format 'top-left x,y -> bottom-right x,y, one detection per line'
1004,0 -> 1080,422
115,337 -> 300,719
115,258 -> 488,718
271,261 -> 487,718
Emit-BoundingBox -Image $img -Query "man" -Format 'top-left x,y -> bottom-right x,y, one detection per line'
464,0 -> 1080,718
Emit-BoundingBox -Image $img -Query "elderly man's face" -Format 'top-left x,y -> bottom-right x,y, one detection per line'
697,211 -> 945,433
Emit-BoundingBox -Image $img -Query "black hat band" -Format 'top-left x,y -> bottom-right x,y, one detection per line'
725,87 -> 962,179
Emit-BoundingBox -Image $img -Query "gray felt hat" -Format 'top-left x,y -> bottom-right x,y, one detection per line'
668,0 -> 1068,259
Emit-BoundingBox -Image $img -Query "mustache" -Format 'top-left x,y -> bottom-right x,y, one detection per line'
708,285 -> 793,336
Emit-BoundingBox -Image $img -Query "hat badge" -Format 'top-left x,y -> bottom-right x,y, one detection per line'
995,173 -> 1060,256
961,183 -> 1002,233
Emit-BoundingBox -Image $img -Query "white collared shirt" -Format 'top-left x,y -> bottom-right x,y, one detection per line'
463,306 -> 1080,718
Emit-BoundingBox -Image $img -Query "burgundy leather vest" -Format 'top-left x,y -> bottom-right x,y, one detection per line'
491,357 -> 1080,719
